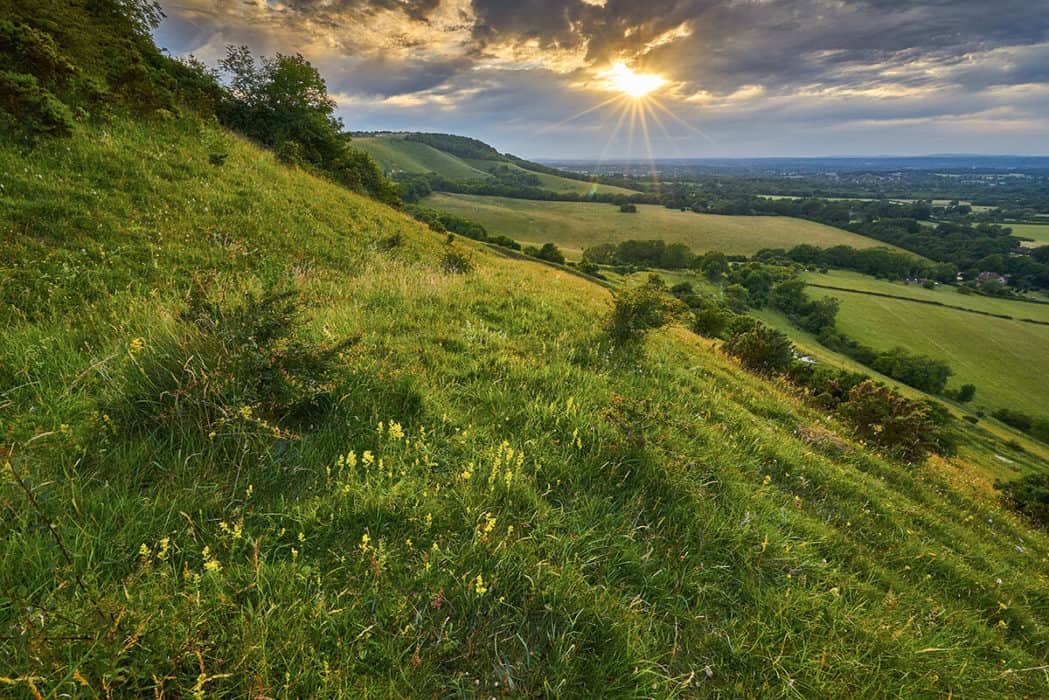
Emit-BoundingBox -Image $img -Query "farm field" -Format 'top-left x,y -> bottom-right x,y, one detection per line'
426,193 -> 899,257
800,270 -> 1049,322
1009,223 -> 1049,246
804,282 -> 1049,416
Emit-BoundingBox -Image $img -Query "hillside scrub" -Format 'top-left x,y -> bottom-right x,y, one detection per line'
4,6 -> 1049,696
605,275 -> 685,348
3,109 -> 1049,698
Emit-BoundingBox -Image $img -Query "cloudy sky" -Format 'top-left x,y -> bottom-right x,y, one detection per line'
155,0 -> 1049,159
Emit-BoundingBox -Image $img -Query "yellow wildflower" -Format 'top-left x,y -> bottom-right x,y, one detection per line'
362,450 -> 375,467
157,537 -> 171,561
139,543 -> 151,559
129,337 -> 145,355
474,574 -> 488,595
388,421 -> 405,440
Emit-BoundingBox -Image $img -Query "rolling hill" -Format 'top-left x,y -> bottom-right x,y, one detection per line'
351,132 -> 640,196
425,193 -> 907,258
4,112 -> 1049,698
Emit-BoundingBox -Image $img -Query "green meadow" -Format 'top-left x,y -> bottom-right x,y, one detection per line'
802,273 -> 1049,416
1010,223 -> 1049,246
4,115 -> 1049,698
352,134 -> 638,196
425,193 -> 894,257
801,269 -> 1049,323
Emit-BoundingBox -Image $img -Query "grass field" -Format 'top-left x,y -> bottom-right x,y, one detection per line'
426,193 -> 899,257
3,115 -> 1049,697
352,135 -> 638,195
1009,223 -> 1049,247
801,270 -> 1049,323
802,275 -> 1049,416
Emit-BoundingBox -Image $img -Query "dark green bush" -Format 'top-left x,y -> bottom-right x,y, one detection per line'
107,287 -> 357,443
525,243 -> 566,265
0,70 -> 74,137
995,474 -> 1049,527
606,275 -> 684,348
441,250 -> 473,274
723,324 -> 794,375
691,300 -> 734,338
838,381 -> 938,462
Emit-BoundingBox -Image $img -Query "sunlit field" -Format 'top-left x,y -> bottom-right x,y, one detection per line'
425,193 -> 897,257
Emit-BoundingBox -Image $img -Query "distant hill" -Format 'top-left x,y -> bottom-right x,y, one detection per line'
351,132 -> 640,196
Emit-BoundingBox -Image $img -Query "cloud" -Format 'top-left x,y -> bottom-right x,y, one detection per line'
153,0 -> 1049,156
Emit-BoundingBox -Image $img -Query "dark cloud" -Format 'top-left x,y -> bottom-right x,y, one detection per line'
155,0 -> 1049,156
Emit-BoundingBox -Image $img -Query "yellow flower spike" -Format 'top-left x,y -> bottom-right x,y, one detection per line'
157,537 -> 171,561
424,513 -> 433,529
363,451 -> 375,467
245,484 -> 254,499
291,548 -> 299,561
389,422 -> 405,440
129,337 -> 145,355
139,543 -> 151,559
204,559 -> 222,573
762,474 -> 772,486
405,538 -> 413,549
346,451 -> 357,468
378,421 -> 384,435
760,534 -> 769,553
359,533 -> 371,553
298,531 -> 306,543
474,574 -> 488,595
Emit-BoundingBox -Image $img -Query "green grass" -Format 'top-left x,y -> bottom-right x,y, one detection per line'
351,135 -> 491,180
425,193 -> 899,258
1010,223 -> 1049,247
800,274 -> 1049,416
2,115 -> 1049,698
801,270 -> 1049,323
352,134 -> 638,195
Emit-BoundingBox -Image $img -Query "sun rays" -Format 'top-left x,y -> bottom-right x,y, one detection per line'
538,61 -> 714,191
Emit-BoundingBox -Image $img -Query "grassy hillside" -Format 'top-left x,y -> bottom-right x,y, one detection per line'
800,272 -> 1049,416
427,193 -> 905,258
352,134 -> 639,195
3,116 -> 1049,698
351,135 -> 492,180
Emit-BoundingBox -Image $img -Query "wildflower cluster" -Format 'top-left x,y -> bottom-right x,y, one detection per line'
487,441 -> 524,492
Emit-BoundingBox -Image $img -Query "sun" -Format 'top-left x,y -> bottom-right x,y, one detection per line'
601,62 -> 666,98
